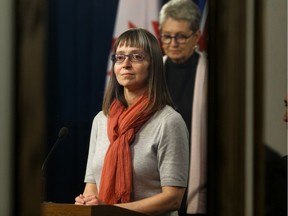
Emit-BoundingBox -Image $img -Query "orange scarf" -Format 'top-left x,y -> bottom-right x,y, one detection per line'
99,95 -> 153,204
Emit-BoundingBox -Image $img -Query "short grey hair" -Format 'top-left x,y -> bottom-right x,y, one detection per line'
159,0 -> 201,33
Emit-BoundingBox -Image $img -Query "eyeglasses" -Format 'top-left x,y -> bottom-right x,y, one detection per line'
111,52 -> 146,63
160,33 -> 194,44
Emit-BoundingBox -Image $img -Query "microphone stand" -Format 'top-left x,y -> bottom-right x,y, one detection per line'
41,127 -> 69,202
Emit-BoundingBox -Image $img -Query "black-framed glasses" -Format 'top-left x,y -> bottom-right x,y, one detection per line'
160,33 -> 194,44
111,52 -> 146,63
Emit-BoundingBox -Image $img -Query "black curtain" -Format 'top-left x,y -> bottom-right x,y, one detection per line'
44,0 -> 119,203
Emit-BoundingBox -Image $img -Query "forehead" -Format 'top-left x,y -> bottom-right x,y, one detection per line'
161,17 -> 191,33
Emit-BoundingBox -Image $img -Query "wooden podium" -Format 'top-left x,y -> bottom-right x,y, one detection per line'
42,203 -> 147,216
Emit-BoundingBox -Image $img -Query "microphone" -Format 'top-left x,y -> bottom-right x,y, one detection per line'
41,127 -> 69,171
41,127 -> 69,202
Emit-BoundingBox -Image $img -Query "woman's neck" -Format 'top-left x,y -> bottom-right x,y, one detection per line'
124,88 -> 147,107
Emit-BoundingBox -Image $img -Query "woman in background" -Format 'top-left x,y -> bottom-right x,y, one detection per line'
159,1 -> 208,215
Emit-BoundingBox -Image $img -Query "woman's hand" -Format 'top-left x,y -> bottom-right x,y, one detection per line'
75,183 -> 104,205
75,194 -> 85,205
75,194 -> 103,205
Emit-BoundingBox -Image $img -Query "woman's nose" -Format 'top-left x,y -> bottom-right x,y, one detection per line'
122,57 -> 132,67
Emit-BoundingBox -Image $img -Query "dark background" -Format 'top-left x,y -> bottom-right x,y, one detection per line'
45,0 -> 119,203
44,0 -> 201,203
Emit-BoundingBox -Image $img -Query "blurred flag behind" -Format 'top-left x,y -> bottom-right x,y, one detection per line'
195,0 -> 208,52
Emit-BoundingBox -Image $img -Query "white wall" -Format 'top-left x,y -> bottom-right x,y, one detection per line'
0,0 -> 13,215
263,0 -> 287,156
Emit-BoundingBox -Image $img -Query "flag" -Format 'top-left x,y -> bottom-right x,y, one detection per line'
105,0 -> 161,88
194,0 -> 208,52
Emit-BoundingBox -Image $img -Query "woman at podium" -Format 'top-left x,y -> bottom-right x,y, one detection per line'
75,28 -> 189,216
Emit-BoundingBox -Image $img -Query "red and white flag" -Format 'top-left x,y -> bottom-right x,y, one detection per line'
105,0 -> 161,87
197,0 -> 208,52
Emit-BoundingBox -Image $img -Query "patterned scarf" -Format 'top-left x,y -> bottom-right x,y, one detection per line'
99,95 -> 153,204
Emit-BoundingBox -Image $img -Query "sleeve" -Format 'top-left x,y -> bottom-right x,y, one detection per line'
157,111 -> 189,187
84,114 -> 99,183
